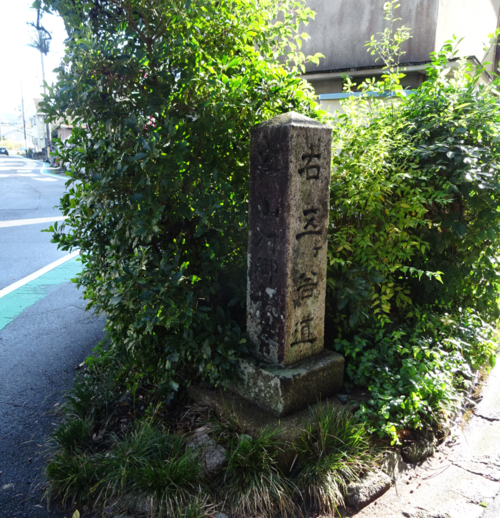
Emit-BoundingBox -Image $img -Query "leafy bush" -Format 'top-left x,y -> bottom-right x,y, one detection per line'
40,0 -> 324,396
42,0 -> 499,447
326,3 -> 500,441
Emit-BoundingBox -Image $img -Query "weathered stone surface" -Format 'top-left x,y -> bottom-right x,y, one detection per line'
346,470 -> 391,510
401,438 -> 435,464
187,384 -> 345,444
234,349 -> 344,416
402,510 -> 451,518
233,111 -> 343,416
247,111 -> 333,367
186,431 -> 211,449
186,432 -> 227,474
204,443 -> 227,473
381,451 -> 409,481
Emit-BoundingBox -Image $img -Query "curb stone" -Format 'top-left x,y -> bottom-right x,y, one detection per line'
381,451 -> 409,481
346,470 -> 392,510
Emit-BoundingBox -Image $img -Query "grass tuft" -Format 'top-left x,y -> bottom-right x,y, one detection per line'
215,428 -> 298,518
51,417 -> 94,455
294,404 -> 376,514
46,452 -> 104,507
46,347 -> 379,517
47,422 -> 206,517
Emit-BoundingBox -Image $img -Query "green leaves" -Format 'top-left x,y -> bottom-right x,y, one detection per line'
42,0 -> 325,396
328,6 -> 500,442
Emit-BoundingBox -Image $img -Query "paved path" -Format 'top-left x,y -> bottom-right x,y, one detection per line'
0,156 -> 105,517
348,357 -> 500,518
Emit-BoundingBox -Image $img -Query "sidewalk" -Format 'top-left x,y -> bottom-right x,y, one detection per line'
0,270 -> 105,517
347,357 -> 500,518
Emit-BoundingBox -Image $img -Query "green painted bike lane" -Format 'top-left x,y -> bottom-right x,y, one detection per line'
0,256 -> 82,331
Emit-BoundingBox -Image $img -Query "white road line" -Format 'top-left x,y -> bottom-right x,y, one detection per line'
34,178 -> 58,182
40,168 -> 65,180
0,250 -> 80,299
0,174 -> 39,178
0,216 -> 68,229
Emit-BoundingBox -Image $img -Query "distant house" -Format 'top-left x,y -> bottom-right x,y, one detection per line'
302,0 -> 500,111
33,98 -> 51,157
56,123 -> 73,142
0,123 -> 32,145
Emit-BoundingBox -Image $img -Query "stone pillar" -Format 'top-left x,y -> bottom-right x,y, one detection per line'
247,111 -> 332,367
234,112 -> 344,416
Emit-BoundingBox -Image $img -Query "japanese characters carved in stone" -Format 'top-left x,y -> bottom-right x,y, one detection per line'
247,112 -> 332,367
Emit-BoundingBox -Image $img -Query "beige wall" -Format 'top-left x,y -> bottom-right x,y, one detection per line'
302,0 -> 500,75
57,127 -> 72,142
435,0 -> 500,72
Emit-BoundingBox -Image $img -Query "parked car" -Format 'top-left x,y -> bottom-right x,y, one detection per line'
0,147 -> 8,156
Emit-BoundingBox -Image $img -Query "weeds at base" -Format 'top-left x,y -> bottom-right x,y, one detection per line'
45,361 -> 378,518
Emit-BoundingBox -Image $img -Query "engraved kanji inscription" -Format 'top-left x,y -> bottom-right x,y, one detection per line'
297,271 -> 318,299
303,208 -> 319,229
296,208 -> 323,240
258,198 -> 280,218
252,230 -> 278,285
259,140 -> 281,172
291,316 -> 317,347
298,144 -> 321,180
255,256 -> 278,284
247,112 -> 332,367
253,230 -> 277,253
312,245 -> 323,258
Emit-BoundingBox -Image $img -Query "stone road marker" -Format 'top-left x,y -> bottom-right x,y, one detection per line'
234,112 -> 344,416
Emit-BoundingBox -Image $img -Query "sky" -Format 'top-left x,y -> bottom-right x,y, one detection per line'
0,0 -> 67,124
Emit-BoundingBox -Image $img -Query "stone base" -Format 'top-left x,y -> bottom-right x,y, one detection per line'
231,349 -> 344,417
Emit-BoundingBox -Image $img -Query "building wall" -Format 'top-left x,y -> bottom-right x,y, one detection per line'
302,0 -> 439,73
36,114 -> 46,149
435,0 -> 500,71
57,127 -> 72,141
302,0 -> 500,75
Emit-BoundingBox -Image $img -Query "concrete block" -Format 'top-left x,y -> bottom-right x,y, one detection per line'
231,349 -> 344,417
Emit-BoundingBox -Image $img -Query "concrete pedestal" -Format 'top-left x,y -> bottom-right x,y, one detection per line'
231,349 -> 344,417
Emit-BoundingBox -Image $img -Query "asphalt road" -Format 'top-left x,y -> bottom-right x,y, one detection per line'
0,156 -> 105,517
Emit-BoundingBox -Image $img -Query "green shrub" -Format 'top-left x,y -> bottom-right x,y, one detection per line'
42,0 -> 500,446
326,4 -> 500,441
40,0 -> 324,398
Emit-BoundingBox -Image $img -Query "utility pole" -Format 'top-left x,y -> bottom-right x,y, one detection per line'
30,8 -> 52,161
39,40 -> 51,161
21,83 -> 28,155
